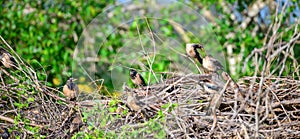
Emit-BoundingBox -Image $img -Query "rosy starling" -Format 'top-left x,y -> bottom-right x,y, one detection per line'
130,69 -> 146,87
126,91 -> 145,111
0,48 -> 17,69
63,78 -> 79,101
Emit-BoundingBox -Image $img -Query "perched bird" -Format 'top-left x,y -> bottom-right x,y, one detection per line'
130,69 -> 146,87
63,78 -> 79,101
126,91 -> 145,112
0,48 -> 17,69
186,43 -> 224,74
1,128 -> 9,139
199,79 -> 223,115
70,114 -> 83,134
199,79 -> 222,94
123,84 -> 159,118
186,43 -> 203,64
202,55 -> 224,73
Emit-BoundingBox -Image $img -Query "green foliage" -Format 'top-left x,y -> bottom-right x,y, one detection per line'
0,1 -> 107,86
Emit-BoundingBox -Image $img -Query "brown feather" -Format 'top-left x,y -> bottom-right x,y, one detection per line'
0,48 -> 17,69
130,69 -> 146,87
63,78 -> 79,101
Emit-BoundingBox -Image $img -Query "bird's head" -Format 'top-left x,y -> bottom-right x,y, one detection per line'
67,78 -> 77,84
129,69 -> 137,78
192,43 -> 204,50
0,48 -> 7,54
66,78 -> 77,90
186,43 -> 203,49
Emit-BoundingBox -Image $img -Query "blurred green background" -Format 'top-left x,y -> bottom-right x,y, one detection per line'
1,0 -> 299,93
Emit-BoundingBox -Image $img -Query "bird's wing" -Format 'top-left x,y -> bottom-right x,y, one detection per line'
74,84 -> 79,94
212,58 -> 224,70
0,48 -> 9,54
139,74 -> 147,86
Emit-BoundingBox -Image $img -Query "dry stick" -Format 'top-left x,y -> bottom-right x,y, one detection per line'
136,19 -> 158,84
269,32 -> 300,60
259,88 -> 270,124
264,82 -> 291,122
0,68 -> 19,83
164,126 -> 175,138
1,109 -> 17,116
265,2 -> 291,73
169,20 -> 190,43
135,19 -> 155,104
269,100 -> 282,127
255,54 -> 267,138
0,36 -> 22,69
57,106 -> 75,131
141,73 -> 193,102
241,123 -> 250,139
248,52 -> 259,105
208,79 -> 230,137
217,123 -> 226,136
144,17 -> 159,83
0,115 -> 43,128
79,64 -> 98,89
242,48 -> 263,72
152,31 -> 203,74
0,36 -> 22,65
182,88 -> 199,103
277,34 -> 300,77
171,110 -> 185,135
0,36 -> 45,93
0,71 -> 6,86
271,98 -> 300,108
221,72 -> 245,120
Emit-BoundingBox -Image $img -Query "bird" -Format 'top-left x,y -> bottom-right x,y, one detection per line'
186,43 -> 203,64
199,79 -> 223,116
199,79 -> 222,93
70,114 -> 83,134
0,48 -> 17,69
186,43 -> 224,74
202,55 -> 224,74
129,69 -> 146,87
63,78 -> 79,101
126,91 -> 145,112
1,128 -> 10,139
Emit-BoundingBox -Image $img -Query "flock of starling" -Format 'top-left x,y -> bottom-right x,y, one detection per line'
0,43 -> 224,137
0,43 -> 223,103
127,43 -> 225,115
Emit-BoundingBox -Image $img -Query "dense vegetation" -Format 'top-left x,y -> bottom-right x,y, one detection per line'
1,1 -> 299,90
